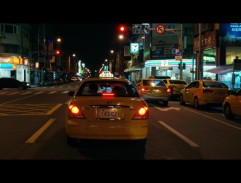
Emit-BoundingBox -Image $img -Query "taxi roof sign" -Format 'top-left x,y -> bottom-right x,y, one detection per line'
99,71 -> 114,78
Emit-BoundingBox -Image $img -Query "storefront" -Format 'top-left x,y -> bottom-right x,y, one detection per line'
0,56 -> 30,82
144,59 -> 195,82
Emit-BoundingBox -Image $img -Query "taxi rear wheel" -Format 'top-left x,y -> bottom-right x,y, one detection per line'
67,136 -> 79,147
180,95 -> 185,105
224,104 -> 234,119
163,101 -> 168,106
194,97 -> 199,109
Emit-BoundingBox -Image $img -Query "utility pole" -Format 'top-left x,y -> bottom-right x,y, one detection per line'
165,24 -> 184,80
179,24 -> 183,80
197,23 -> 203,80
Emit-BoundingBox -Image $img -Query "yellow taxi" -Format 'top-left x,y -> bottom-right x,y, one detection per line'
66,73 -> 149,148
162,79 -> 187,100
223,88 -> 241,119
179,79 -> 229,109
136,76 -> 171,106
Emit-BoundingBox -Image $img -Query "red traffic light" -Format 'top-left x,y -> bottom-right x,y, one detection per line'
55,50 -> 60,55
119,25 -> 127,32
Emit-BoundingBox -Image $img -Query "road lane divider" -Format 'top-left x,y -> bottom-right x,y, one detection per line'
25,118 -> 55,143
158,121 -> 199,148
46,104 -> 62,115
182,107 -> 241,131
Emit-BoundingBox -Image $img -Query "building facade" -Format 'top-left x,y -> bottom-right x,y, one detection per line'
0,24 -> 31,82
194,23 -> 241,89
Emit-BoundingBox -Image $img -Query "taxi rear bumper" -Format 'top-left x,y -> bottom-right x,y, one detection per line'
66,119 -> 149,140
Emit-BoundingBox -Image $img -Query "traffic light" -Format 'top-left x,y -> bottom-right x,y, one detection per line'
55,50 -> 60,55
118,25 -> 127,33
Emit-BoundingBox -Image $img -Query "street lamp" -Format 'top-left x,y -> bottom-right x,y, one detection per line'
56,37 -> 62,70
110,50 -> 115,73
117,34 -> 133,76
104,59 -> 108,71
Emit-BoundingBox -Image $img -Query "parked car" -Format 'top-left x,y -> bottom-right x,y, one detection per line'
0,78 -> 31,90
179,78 -> 229,109
136,76 -> 171,106
163,79 -> 187,100
223,88 -> 241,119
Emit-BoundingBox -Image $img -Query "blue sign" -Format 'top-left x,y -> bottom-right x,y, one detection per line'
221,23 -> 241,37
0,64 -> 13,69
171,48 -> 182,55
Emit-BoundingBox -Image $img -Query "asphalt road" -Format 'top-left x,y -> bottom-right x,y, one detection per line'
0,82 -> 241,160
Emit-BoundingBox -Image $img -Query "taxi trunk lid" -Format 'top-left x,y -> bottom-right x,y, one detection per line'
73,97 -> 145,121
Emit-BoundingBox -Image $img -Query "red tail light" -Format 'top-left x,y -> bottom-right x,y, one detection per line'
102,92 -> 115,97
166,88 -> 172,93
133,105 -> 149,120
141,88 -> 146,92
68,103 -> 85,118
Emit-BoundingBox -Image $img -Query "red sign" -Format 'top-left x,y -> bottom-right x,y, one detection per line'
155,24 -> 166,35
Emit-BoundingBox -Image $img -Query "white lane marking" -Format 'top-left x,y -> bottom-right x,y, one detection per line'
158,121 -> 199,148
0,92 -> 7,95
48,91 -> 57,94
182,107 -> 241,131
0,95 -> 37,104
46,104 -> 62,115
62,91 -> 69,93
34,92 -> 43,94
155,107 -> 180,111
21,92 -> 31,95
7,92 -> 19,95
25,118 -> 55,143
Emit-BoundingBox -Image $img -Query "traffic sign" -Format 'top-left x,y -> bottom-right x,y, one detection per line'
172,48 -> 183,55
155,24 -> 166,35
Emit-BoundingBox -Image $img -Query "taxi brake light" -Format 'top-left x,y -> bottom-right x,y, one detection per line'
166,88 -> 172,93
141,88 -> 146,92
102,92 -> 115,97
68,104 -> 85,118
133,105 -> 149,120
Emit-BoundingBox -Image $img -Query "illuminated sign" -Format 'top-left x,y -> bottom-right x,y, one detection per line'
130,43 -> 140,54
230,23 -> 241,32
203,56 -> 215,62
0,64 -> 13,69
221,23 -> 241,37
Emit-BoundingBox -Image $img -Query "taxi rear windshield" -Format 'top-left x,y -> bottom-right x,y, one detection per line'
143,80 -> 166,87
76,81 -> 139,97
169,80 -> 187,84
203,82 -> 228,88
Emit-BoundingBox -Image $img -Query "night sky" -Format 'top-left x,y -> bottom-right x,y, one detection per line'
52,24 -> 118,71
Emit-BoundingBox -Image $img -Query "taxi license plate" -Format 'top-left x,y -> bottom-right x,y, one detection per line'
100,109 -> 119,119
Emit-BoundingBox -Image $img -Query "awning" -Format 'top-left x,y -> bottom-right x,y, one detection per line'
206,66 -> 233,74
